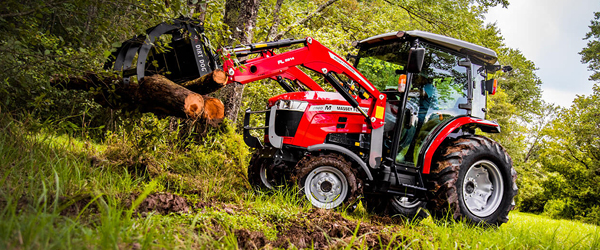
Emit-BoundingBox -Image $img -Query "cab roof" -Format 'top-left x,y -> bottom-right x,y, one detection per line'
355,30 -> 498,64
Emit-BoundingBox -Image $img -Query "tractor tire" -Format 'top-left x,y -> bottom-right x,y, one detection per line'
247,153 -> 286,190
426,135 -> 518,226
361,195 -> 388,214
388,196 -> 428,221
362,195 -> 428,221
293,154 -> 362,210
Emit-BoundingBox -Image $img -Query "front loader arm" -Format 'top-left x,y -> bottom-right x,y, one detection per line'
222,38 -> 386,129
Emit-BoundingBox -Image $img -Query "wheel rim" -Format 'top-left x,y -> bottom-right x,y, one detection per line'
304,166 -> 348,209
392,196 -> 422,209
462,160 -> 504,217
259,164 -> 274,189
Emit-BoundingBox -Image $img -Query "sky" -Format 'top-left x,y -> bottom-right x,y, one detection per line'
485,0 -> 600,108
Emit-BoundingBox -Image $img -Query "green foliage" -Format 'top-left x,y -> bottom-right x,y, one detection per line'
532,85 -> 600,224
4,108 -> 600,249
495,48 -> 543,117
580,12 -> 600,82
0,0 -> 193,131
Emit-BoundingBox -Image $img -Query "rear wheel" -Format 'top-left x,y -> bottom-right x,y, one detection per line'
293,154 -> 362,210
362,195 -> 428,221
388,196 -> 428,220
426,135 -> 517,226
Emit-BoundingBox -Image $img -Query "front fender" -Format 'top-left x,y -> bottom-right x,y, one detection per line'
307,143 -> 374,180
419,117 -> 500,174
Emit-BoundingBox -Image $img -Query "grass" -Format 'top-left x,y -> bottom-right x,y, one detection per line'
1,113 -> 600,249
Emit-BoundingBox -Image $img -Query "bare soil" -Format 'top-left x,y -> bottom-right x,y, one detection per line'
8,191 -> 409,249
236,208 -> 406,249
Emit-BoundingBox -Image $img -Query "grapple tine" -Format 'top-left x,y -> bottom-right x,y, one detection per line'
135,21 -> 182,82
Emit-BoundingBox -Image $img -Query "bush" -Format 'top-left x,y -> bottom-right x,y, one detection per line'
543,199 -> 567,219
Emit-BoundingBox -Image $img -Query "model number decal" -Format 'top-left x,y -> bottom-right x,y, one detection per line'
277,57 -> 295,65
308,105 -> 368,113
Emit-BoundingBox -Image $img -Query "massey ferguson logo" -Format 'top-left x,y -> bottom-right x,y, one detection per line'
277,57 -> 295,65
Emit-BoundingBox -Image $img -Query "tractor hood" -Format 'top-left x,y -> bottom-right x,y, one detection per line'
267,91 -> 372,109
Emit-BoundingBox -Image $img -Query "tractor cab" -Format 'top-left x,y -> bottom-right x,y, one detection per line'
353,31 -> 504,168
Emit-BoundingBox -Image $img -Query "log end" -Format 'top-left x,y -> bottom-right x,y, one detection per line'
212,69 -> 228,85
184,94 -> 205,119
202,96 -> 225,121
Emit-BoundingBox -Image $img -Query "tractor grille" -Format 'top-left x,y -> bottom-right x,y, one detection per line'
274,110 -> 303,137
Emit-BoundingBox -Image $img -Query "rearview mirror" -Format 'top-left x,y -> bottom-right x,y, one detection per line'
483,79 -> 497,95
407,47 -> 425,73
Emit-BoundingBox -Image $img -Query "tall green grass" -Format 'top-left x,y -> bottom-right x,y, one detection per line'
2,113 -> 600,249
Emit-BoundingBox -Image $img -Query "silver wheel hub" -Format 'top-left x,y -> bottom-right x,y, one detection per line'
304,166 -> 348,209
259,165 -> 274,189
392,196 -> 422,209
462,160 -> 504,217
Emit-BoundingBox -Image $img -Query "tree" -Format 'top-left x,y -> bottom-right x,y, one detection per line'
580,12 -> 600,82
219,0 -> 260,122
537,85 -> 600,223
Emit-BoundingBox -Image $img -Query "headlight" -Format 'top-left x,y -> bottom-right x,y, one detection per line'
275,100 -> 308,112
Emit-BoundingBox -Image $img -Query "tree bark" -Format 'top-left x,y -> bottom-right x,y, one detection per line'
189,0 -> 209,22
137,75 -> 205,119
221,0 -> 260,123
180,69 -> 228,94
266,0 -> 285,41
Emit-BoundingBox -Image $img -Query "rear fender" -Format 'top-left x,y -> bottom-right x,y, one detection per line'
419,117 -> 500,174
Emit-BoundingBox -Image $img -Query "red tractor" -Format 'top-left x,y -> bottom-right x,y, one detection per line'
228,31 -> 517,226
108,20 -> 517,225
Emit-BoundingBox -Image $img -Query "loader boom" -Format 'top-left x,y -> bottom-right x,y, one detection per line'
221,38 -> 387,129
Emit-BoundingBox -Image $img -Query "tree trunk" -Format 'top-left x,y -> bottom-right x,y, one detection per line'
137,75 -> 205,119
189,0 -> 209,21
180,69 -> 228,94
266,0 -> 285,41
221,0 -> 260,123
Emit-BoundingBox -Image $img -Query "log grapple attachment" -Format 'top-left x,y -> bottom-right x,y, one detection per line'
104,17 -> 220,84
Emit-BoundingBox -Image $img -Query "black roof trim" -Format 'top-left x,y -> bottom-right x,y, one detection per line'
356,30 -> 498,64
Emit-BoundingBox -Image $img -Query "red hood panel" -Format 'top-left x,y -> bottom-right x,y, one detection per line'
268,91 -> 372,107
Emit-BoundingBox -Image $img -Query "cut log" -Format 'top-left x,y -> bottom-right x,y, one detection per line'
50,72 -> 227,125
51,72 -> 138,108
202,96 -> 225,120
201,96 -> 225,126
137,75 -> 205,119
180,69 -> 228,94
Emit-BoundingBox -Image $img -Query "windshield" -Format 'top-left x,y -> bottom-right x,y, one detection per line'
356,41 -> 412,90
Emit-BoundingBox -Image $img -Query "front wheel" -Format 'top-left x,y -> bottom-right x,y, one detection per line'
293,154 -> 362,210
426,135 -> 517,226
